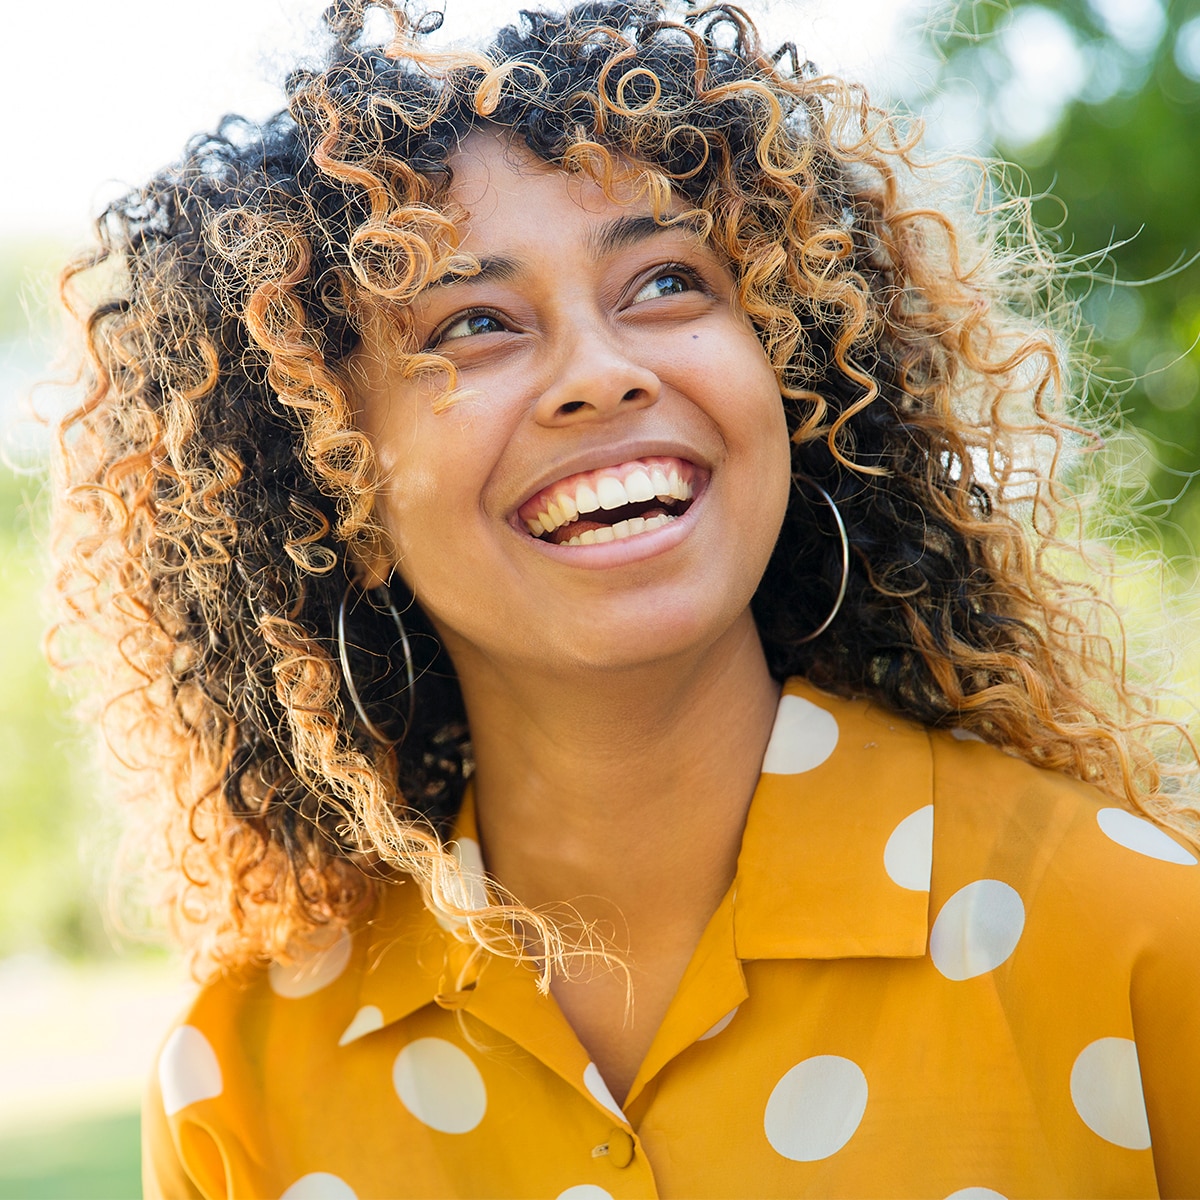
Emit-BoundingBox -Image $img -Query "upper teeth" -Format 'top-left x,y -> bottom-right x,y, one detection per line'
524,461 -> 694,537
596,476 -> 628,510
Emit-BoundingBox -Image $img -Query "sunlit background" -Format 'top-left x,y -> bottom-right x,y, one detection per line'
2,0 -> 1198,1193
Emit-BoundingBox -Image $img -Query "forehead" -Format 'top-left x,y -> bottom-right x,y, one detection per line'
443,132 -> 679,248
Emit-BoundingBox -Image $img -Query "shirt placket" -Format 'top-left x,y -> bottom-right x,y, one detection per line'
455,950 -> 664,1196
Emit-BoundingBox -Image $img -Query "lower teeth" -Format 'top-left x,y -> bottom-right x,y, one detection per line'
564,513 -> 676,546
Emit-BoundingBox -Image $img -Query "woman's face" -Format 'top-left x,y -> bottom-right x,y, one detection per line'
350,133 -> 791,681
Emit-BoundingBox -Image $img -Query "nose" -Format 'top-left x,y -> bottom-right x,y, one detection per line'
534,321 -> 661,425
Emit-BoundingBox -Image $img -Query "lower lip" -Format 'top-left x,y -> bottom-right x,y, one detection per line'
516,485 -> 706,569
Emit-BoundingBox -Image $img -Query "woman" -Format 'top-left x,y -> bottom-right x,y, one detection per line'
50,0 -> 1200,1195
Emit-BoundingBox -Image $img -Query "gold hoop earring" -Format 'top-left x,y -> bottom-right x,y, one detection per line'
796,481 -> 850,644
337,582 -> 417,745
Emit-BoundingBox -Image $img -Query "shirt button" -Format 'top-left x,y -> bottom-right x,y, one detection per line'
604,1127 -> 635,1168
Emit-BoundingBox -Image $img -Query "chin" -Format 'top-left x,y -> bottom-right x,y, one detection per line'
545,601 -> 757,677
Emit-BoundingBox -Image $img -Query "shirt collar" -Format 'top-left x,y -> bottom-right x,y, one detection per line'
351,676 -> 934,1037
352,865 -> 452,1030
732,677 -> 933,960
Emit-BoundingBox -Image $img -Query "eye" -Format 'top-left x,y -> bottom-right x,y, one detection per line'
630,266 -> 700,305
430,309 -> 507,345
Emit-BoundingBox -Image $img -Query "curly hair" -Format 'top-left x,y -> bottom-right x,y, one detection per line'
49,0 -> 1199,979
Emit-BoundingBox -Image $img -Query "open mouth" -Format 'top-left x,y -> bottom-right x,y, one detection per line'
518,456 -> 701,546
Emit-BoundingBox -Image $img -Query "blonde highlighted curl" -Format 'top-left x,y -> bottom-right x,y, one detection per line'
49,0 -> 1199,982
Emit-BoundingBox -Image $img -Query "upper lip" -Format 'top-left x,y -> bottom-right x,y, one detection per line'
508,439 -> 712,521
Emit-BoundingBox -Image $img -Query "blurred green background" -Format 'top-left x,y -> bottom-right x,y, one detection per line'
923,0 -> 1200,547
1,0 -> 1198,1195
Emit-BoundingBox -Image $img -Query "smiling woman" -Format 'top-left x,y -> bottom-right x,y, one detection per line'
46,1 -> 1200,1197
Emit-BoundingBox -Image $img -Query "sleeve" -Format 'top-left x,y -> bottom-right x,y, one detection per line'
1129,872 -> 1200,1198
142,1066 -> 208,1200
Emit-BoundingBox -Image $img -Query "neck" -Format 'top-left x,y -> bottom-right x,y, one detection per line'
450,611 -> 780,944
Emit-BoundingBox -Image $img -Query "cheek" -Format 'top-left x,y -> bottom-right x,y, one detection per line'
742,368 -> 792,552
733,347 -> 790,470
370,403 -> 468,531
369,411 -> 509,619
759,411 -> 794,557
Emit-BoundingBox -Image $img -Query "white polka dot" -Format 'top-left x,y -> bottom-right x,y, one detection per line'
1070,1037 -> 1152,1150
280,1173 -> 359,1200
697,1006 -> 739,1041
555,1188 -> 615,1200
883,805 -> 933,892
949,727 -> 984,742
269,927 -> 353,998
583,1062 -> 625,1121
338,1004 -> 384,1046
393,1037 -> 487,1134
158,1025 -> 222,1116
435,838 -> 490,931
761,694 -> 839,774
452,838 -> 489,907
930,879 -> 1025,981
764,1054 -> 868,1161
1097,808 -> 1197,866
945,1190 -> 1007,1199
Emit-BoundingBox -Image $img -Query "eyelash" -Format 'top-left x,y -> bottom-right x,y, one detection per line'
425,261 -> 710,349
633,262 -> 707,300
428,309 -> 506,347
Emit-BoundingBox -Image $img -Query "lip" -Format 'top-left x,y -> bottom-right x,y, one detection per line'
505,441 -> 711,568
518,476 -> 708,568
509,440 -> 712,517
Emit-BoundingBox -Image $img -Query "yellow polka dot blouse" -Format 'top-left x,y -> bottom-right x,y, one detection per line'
143,679 -> 1200,1198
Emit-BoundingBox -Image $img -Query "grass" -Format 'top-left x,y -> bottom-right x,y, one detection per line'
0,1110 -> 141,1200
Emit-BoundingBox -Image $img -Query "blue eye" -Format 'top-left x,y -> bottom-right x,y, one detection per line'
436,311 -> 506,343
631,271 -> 693,304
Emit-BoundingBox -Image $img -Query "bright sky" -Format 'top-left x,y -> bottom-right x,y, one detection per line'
4,0 -> 931,238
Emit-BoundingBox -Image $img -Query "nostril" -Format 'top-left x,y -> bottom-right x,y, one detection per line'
621,388 -> 641,402
559,400 -> 587,415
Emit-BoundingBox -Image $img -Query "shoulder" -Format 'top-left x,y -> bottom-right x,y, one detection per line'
772,676 -> 1200,925
788,677 -> 1200,940
924,725 -> 1200,971
775,677 -> 1200,925
930,726 -> 1198,883
160,873 -> 442,1079
149,880 -> 444,1186
921,724 -> 1200,1191
156,922 -> 362,1116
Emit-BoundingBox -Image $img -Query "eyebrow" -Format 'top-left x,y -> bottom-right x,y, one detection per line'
429,255 -> 522,289
588,213 -> 683,259
428,212 -> 694,291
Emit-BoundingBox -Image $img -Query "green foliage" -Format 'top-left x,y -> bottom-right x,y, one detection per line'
930,0 -> 1200,543
0,468 -> 115,959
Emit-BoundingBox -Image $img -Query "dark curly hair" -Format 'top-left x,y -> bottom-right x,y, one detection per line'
49,0 -> 1198,977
